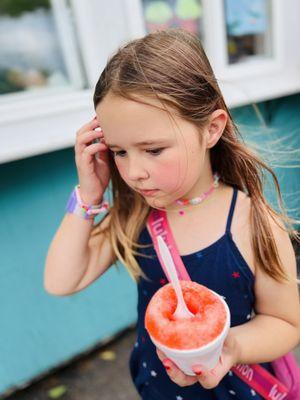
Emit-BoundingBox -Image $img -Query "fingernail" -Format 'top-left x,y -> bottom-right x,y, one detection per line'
193,365 -> 204,375
162,358 -> 172,370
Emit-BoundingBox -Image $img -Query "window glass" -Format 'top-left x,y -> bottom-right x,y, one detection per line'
224,0 -> 272,64
0,0 -> 81,95
142,0 -> 203,38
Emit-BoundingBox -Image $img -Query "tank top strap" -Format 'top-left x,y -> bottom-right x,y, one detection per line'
225,187 -> 238,234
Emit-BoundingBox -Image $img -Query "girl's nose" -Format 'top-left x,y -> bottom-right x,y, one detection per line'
127,160 -> 150,182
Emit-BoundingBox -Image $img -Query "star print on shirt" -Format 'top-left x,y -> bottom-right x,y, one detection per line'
150,370 -> 157,377
159,278 -> 167,285
232,271 -> 240,278
176,396 -> 183,400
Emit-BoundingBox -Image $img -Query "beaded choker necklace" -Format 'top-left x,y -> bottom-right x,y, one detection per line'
174,172 -> 220,216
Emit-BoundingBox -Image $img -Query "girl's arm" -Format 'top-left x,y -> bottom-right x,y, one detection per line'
44,213 -> 93,295
232,216 -> 300,364
44,212 -> 114,296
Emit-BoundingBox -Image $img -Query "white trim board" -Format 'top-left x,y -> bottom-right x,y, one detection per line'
1,68 -> 300,164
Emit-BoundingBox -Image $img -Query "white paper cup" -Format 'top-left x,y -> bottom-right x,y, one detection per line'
149,290 -> 231,376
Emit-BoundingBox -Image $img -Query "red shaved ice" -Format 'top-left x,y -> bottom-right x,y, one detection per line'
145,281 -> 227,350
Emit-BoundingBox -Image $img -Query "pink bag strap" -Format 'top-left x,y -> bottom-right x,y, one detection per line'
147,208 -> 191,281
147,208 -> 290,400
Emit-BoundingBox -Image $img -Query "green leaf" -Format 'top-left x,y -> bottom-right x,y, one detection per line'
48,385 -> 67,399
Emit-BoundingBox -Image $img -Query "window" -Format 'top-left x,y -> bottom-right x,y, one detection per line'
0,0 -> 86,97
224,0 -> 272,64
141,0 -> 204,38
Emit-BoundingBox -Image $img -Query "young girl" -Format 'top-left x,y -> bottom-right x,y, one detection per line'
44,29 -> 300,399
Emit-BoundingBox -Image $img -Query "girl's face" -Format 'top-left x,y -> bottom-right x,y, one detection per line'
96,92 -> 209,209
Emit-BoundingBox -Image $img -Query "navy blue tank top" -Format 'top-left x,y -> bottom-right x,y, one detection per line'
129,187 -> 274,399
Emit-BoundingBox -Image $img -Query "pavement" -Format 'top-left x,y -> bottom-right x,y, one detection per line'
4,325 -> 300,400
4,326 -> 140,400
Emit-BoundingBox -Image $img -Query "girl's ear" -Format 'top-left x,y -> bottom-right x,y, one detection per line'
204,109 -> 228,149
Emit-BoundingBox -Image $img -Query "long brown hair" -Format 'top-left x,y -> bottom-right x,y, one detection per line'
92,28 -> 299,284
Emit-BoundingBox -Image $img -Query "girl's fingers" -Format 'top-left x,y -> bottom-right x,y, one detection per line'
156,348 -> 198,387
193,355 -> 231,390
156,335 -> 235,389
81,143 -> 108,163
76,130 -> 107,155
76,117 -> 100,137
163,358 -> 198,386
75,143 -> 108,167
82,142 -> 107,155
193,366 -> 220,389
156,348 -> 166,361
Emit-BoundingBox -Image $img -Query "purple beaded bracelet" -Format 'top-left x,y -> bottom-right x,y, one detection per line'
66,184 -> 109,220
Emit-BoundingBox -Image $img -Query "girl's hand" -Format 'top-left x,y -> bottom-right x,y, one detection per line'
156,329 -> 240,389
75,116 -> 111,204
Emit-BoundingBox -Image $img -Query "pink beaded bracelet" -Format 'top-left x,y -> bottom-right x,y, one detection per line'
66,184 -> 109,220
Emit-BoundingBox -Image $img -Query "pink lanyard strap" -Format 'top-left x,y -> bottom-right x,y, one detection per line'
147,208 -> 289,400
147,208 -> 191,281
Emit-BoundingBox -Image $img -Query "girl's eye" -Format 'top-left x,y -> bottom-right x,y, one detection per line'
147,148 -> 164,155
112,150 -> 126,157
113,148 -> 164,157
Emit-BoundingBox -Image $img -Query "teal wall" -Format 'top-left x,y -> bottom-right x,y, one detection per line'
0,149 -> 137,396
0,93 -> 299,396
232,93 -> 300,221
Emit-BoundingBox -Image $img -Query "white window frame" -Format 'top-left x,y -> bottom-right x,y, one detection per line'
0,0 -> 134,164
51,0 -> 86,89
0,0 -> 85,108
201,0 -> 300,107
0,0 -> 93,164
202,0 -> 284,80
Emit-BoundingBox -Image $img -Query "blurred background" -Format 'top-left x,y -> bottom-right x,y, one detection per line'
0,0 -> 299,399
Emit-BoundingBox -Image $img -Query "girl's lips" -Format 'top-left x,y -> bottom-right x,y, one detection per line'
139,189 -> 159,197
